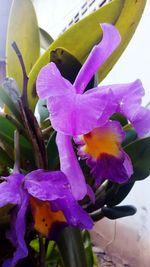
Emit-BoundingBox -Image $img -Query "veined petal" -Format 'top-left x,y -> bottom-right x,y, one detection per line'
131,107 -> 150,137
36,62 -> 75,99
78,121 -> 133,186
89,152 -> 133,186
97,79 -> 150,136
47,88 -> 116,136
74,23 -> 121,94
0,174 -> 24,207
24,170 -> 72,201
56,132 -> 87,200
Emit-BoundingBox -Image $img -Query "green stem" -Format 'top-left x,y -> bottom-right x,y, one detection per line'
39,234 -> 46,267
57,227 -> 88,267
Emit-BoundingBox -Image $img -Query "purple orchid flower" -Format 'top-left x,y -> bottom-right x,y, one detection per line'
36,24 -> 150,192
0,170 -> 93,267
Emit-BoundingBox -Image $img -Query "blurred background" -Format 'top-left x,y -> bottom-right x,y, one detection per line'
32,1 -> 150,266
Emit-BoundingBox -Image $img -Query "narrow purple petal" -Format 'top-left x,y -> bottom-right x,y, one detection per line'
11,192 -> 28,266
24,170 -> 72,201
3,191 -> 29,267
47,88 -> 116,135
36,62 -> 75,99
56,132 -> 87,200
74,23 -> 121,94
0,174 -> 24,207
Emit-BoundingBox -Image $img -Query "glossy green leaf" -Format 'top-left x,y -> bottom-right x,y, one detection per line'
39,27 -> 53,50
105,181 -> 135,207
58,227 -> 88,267
122,128 -> 137,147
111,112 -> 128,127
101,205 -> 137,219
6,0 -> 40,91
36,99 -> 49,128
46,131 -> 59,170
125,137 -> 150,181
27,0 -> 146,110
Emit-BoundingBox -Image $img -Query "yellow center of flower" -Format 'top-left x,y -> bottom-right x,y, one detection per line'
30,197 -> 66,237
82,127 -> 120,159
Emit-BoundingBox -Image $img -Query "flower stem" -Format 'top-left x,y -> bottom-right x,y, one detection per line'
39,234 -> 46,267
13,130 -> 20,173
11,41 -> 28,107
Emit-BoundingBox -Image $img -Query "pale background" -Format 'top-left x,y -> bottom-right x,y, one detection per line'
33,1 -> 150,265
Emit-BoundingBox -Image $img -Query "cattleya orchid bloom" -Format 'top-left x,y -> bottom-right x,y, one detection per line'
36,23 -> 150,192
0,170 -> 93,267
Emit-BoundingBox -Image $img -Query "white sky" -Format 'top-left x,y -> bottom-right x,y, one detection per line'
34,0 -> 150,231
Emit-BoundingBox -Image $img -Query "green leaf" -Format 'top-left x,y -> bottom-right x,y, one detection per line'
27,0 -> 146,110
58,227 -> 88,267
111,112 -> 128,126
125,137 -> 150,181
101,205 -> 137,219
0,115 -> 34,164
46,131 -> 59,170
122,128 -> 137,147
82,231 -> 95,267
0,146 -> 13,167
6,0 -> 40,91
105,181 -> 135,207
36,99 -> 49,128
0,78 -> 21,121
39,27 -> 53,50
30,238 -> 40,253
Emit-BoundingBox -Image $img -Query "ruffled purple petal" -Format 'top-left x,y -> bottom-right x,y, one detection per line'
131,107 -> 150,137
36,62 -> 75,99
96,79 -> 150,137
74,23 -> 121,94
88,152 -> 133,187
24,169 -> 73,201
47,88 -> 117,135
0,174 -> 24,207
56,133 -> 87,200
55,197 -> 93,229
3,191 -> 29,267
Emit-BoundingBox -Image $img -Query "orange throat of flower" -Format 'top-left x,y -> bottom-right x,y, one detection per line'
82,127 -> 121,160
30,197 -> 66,237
